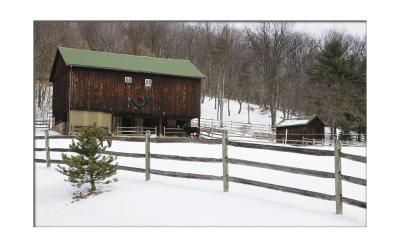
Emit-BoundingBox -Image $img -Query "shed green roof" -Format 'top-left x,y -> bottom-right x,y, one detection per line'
57,47 -> 204,79
276,115 -> 319,128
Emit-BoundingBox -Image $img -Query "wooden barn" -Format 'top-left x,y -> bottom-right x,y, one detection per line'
49,47 -> 204,135
276,116 -> 325,143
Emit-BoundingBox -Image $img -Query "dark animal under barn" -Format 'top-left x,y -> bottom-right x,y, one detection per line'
49,47 -> 204,136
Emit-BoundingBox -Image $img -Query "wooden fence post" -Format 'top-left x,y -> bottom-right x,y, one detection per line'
334,137 -> 343,214
145,130 -> 151,181
222,129 -> 229,192
45,130 -> 50,167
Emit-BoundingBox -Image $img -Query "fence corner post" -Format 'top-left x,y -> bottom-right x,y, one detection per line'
222,129 -> 229,192
334,137 -> 343,214
45,130 -> 50,167
145,130 -> 151,181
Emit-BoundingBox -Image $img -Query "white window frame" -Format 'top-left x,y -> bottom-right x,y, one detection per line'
125,76 -> 133,84
145,78 -> 152,87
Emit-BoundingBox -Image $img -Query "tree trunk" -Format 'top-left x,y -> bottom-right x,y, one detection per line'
89,180 -> 96,192
271,105 -> 276,129
247,102 -> 250,124
214,96 -> 217,109
227,99 -> 230,116
238,101 -> 242,114
201,94 -> 205,103
216,97 -> 220,120
220,72 -> 225,128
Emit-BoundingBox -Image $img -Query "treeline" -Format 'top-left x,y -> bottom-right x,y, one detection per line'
34,21 -> 366,134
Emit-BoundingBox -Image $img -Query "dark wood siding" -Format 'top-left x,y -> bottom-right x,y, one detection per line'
276,117 -> 325,143
52,55 -> 70,125
69,67 -> 201,118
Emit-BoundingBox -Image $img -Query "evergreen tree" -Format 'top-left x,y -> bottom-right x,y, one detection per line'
306,34 -> 365,138
57,126 -> 118,196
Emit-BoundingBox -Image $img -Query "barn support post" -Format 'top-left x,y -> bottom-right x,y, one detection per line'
45,130 -> 50,167
285,129 -> 288,145
222,129 -> 229,192
145,130 -> 151,181
334,137 -> 343,214
198,118 -> 201,138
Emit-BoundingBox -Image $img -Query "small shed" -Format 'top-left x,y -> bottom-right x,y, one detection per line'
276,115 -> 325,144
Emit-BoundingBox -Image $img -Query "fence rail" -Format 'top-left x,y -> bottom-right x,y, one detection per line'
34,120 -> 50,129
192,118 -> 366,146
116,126 -> 157,136
34,130 -> 366,214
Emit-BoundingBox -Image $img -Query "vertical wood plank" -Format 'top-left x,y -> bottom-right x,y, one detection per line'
145,130 -> 151,181
222,129 -> 229,192
45,130 -> 50,167
334,137 -> 343,214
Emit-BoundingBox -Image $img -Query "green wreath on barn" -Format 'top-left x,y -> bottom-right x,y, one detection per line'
133,95 -> 145,107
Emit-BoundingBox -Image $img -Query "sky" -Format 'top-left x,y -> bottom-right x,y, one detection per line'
292,22 -> 366,38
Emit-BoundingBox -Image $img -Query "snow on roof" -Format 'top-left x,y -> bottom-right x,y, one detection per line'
276,116 -> 316,128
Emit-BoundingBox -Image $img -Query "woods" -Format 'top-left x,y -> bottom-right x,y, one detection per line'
34,21 -> 366,135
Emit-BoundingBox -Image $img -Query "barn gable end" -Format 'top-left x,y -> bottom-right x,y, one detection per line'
49,47 -> 203,135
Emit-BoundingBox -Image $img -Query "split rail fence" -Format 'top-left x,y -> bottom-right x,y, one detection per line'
34,120 -> 50,130
34,130 -> 366,214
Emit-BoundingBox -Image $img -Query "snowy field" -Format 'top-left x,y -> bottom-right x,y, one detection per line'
35,130 -> 366,226
34,97 -> 366,226
200,96 -> 285,125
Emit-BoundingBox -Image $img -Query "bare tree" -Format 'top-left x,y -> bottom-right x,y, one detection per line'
247,22 -> 291,127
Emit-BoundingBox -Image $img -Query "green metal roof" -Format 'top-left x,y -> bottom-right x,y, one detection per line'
276,115 -> 319,128
57,47 -> 204,79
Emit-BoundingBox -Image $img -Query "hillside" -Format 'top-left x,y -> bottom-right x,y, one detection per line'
200,97 -> 285,125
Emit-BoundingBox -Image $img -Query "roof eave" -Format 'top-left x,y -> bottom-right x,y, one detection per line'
67,63 -> 204,79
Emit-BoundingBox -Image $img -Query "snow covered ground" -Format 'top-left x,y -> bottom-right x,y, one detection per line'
200,96 -> 285,125
35,132 -> 366,226
34,97 -> 366,226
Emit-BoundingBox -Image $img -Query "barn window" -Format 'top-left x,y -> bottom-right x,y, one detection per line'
145,78 -> 152,87
125,77 -> 132,84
